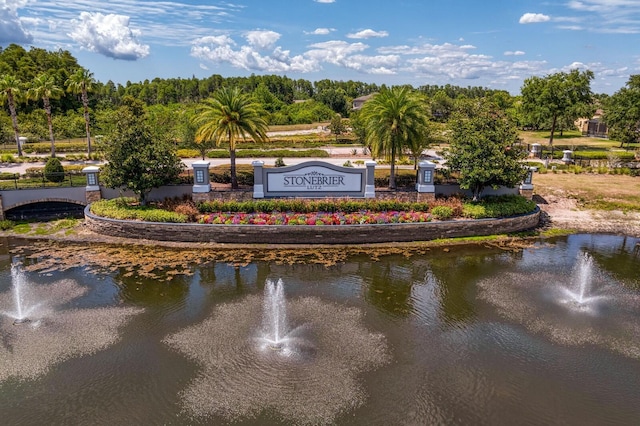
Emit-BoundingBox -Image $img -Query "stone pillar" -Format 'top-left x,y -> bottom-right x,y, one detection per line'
192,160 -> 211,193
562,150 -> 573,164
364,160 -> 376,198
82,166 -> 102,203
519,167 -> 536,200
252,160 -> 265,198
416,161 -> 436,201
530,143 -> 542,159
0,194 -> 5,221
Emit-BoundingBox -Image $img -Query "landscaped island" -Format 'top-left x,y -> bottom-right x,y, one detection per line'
85,195 -> 540,244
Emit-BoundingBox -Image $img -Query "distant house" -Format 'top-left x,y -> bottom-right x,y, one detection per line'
352,94 -> 376,111
576,109 -> 608,138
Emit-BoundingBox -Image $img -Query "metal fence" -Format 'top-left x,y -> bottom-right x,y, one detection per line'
0,172 -> 86,190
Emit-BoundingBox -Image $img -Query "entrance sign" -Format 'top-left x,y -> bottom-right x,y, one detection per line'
253,161 -> 375,198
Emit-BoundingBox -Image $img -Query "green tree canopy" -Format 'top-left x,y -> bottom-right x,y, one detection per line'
444,100 -> 528,201
329,113 -> 346,142
193,87 -> 269,189
101,96 -> 184,204
604,75 -> 640,148
360,87 -> 430,189
520,69 -> 595,147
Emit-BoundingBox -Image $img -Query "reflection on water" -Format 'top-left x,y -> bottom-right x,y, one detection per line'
0,234 -> 639,425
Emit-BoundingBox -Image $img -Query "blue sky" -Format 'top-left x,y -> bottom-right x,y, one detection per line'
1,0 -> 639,94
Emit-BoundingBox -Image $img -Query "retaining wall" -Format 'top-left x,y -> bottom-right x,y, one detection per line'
84,206 -> 540,245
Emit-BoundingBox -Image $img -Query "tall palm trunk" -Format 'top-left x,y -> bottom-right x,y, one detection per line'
230,148 -> 238,189
81,89 -> 91,155
7,93 -> 22,157
389,146 -> 397,189
44,97 -> 55,157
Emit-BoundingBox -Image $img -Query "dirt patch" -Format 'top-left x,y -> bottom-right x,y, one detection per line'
536,192 -> 640,237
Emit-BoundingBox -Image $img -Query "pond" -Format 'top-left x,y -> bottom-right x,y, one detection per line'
1,234 -> 639,425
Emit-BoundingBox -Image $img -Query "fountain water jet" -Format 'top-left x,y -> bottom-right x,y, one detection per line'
2,264 -> 43,326
560,252 -> 608,312
262,278 -> 288,351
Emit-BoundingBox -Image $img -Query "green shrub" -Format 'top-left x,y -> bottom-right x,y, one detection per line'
0,219 -> 14,230
431,205 -> 454,220
90,198 -> 188,223
1,153 -> 15,163
44,157 -> 65,183
462,195 -> 536,219
0,172 -> 18,180
275,157 -> 286,167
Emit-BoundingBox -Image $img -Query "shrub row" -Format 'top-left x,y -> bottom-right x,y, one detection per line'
197,198 -> 433,214
22,142 -> 99,154
90,198 -> 188,223
205,149 -> 330,159
91,195 -> 537,224
24,164 -> 91,177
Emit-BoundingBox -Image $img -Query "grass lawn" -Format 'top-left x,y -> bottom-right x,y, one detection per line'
519,130 -> 639,151
535,172 -> 640,212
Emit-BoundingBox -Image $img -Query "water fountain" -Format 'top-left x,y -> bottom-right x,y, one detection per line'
559,253 -> 608,312
0,264 -> 143,382
261,278 -> 288,351
4,264 -> 40,325
477,250 -> 640,358
164,278 -> 390,424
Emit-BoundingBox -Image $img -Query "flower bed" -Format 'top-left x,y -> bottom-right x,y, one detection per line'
199,210 -> 432,226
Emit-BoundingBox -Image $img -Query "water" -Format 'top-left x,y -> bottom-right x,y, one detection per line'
1,234 -> 639,425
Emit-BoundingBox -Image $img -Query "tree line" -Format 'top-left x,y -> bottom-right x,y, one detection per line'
1,44 -> 639,162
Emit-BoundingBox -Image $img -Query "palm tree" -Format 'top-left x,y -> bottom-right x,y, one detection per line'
66,69 -> 95,156
28,73 -> 63,157
0,74 -> 25,157
193,87 -> 269,189
360,87 -> 430,189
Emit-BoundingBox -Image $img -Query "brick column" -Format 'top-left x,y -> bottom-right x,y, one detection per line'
252,160 -> 265,198
519,167 -> 536,200
83,166 -> 102,204
364,160 -> 376,198
416,161 -> 436,202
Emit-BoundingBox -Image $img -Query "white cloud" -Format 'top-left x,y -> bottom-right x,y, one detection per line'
0,0 -> 33,43
305,28 -> 333,35
68,12 -> 149,60
193,35 -> 235,46
347,29 -> 389,39
314,0 -> 336,3
504,51 -> 526,56
191,33 -> 319,73
244,30 -> 280,50
564,1 -> 640,33
519,13 -> 551,24
305,40 -> 369,64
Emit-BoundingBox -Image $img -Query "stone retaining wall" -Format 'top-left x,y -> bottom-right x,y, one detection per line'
84,206 -> 540,245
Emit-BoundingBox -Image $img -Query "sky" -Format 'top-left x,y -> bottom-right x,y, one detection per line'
1,0 -> 639,94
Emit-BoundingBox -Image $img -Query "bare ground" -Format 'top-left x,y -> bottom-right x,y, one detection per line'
535,192 -> 640,237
